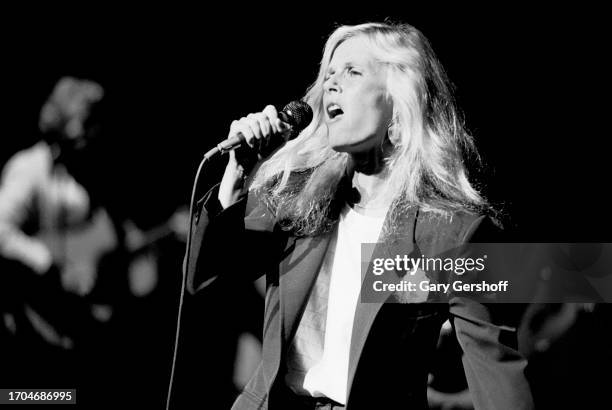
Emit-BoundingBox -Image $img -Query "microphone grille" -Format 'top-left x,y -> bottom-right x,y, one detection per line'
281,100 -> 313,132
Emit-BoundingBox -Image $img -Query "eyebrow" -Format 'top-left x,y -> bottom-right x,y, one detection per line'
326,62 -> 363,74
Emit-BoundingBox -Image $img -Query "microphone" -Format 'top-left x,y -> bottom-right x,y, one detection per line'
206,100 -> 313,158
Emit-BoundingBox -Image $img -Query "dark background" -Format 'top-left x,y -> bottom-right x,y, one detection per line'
1,6 -> 607,241
0,6 -> 608,408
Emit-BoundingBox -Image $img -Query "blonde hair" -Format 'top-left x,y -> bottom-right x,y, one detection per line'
252,22 -> 488,236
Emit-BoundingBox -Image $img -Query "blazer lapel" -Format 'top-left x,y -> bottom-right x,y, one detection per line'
280,232 -> 333,342
346,208 -> 418,399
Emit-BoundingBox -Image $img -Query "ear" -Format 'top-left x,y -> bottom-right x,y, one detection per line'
384,96 -> 401,145
387,118 -> 401,146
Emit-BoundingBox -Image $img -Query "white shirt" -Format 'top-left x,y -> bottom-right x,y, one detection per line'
285,205 -> 386,404
0,142 -> 90,273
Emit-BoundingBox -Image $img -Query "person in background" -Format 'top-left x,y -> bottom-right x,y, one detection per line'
0,76 -> 108,388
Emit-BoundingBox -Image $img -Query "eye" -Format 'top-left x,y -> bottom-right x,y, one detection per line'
347,67 -> 361,76
324,68 -> 336,82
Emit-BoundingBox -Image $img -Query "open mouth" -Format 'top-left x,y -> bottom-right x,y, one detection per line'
326,103 -> 344,120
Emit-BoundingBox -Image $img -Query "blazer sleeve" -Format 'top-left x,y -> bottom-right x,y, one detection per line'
184,184 -> 281,294
449,216 -> 534,410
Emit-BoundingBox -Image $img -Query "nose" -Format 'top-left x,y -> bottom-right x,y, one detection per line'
324,72 -> 341,94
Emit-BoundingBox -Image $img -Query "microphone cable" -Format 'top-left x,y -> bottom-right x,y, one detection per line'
165,147 -> 218,410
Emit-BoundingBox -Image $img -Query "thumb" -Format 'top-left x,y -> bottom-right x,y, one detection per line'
277,118 -> 291,132
228,149 -> 238,164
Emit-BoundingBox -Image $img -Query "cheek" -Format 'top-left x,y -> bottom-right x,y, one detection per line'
354,92 -> 391,134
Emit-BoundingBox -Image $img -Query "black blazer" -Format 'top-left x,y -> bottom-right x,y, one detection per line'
185,186 -> 533,410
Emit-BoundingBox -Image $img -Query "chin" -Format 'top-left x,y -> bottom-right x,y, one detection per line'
327,131 -> 357,152
328,139 -> 353,153
328,137 -> 379,155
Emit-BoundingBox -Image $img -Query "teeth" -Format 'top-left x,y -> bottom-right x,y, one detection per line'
327,103 -> 343,118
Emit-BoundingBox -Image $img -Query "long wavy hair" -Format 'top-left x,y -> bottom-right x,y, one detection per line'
251,22 -> 488,236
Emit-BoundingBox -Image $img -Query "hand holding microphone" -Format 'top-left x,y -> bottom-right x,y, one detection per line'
217,101 -> 312,209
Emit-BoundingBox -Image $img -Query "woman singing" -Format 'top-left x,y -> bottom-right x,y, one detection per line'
186,22 -> 533,409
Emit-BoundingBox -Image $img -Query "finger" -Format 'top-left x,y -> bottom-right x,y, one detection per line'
276,118 -> 291,132
254,112 -> 272,137
236,118 -> 256,148
229,118 -> 258,149
254,113 -> 275,149
264,105 -> 286,134
246,113 -> 264,139
263,105 -> 290,133
247,114 -> 271,151
228,149 -> 237,163
245,115 -> 264,151
228,119 -> 240,138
